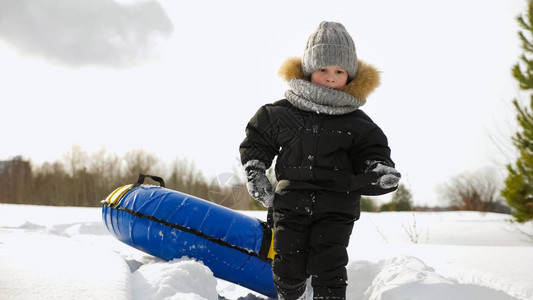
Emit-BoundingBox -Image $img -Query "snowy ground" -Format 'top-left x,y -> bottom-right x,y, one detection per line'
1,203 -> 532,300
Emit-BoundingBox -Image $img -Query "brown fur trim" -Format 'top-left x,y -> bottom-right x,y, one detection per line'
341,60 -> 381,101
278,57 -> 305,82
278,57 -> 381,101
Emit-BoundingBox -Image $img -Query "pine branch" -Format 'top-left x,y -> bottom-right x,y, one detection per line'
503,1 -> 533,223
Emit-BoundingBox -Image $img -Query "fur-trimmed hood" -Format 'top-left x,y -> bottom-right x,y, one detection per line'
278,57 -> 381,102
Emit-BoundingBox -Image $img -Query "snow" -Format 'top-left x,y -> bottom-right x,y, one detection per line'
1,204 -> 532,300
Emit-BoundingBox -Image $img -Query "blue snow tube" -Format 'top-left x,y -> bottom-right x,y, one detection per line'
101,174 -> 277,298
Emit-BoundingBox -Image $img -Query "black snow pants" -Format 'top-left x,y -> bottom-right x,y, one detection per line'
271,189 -> 360,300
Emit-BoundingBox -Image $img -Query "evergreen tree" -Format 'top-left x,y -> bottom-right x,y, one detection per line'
502,1 -> 533,223
379,184 -> 413,212
390,184 -> 413,211
361,196 -> 377,212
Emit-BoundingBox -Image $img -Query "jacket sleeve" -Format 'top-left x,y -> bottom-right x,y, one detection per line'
348,122 -> 397,196
239,105 -> 279,169
349,125 -> 394,174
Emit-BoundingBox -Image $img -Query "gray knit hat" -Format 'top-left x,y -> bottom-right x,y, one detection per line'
302,21 -> 358,80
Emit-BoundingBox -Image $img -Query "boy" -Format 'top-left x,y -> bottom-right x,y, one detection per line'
240,21 -> 400,300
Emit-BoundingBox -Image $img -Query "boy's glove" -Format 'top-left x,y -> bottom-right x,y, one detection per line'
366,160 -> 401,189
244,160 -> 274,208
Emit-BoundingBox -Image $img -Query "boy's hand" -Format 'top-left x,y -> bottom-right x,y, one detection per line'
244,160 -> 274,208
366,161 -> 401,189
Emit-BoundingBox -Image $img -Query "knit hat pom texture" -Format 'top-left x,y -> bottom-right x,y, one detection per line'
302,21 -> 358,80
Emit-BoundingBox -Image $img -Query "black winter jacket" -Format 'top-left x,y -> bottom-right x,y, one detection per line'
240,99 -> 395,195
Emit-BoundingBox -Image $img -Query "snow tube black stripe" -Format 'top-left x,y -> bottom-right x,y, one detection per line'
103,202 -> 273,262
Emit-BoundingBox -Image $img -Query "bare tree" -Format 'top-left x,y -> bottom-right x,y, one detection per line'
32,161 -> 70,206
0,157 -> 32,204
89,148 -> 123,194
123,149 -> 159,182
168,157 -> 197,191
63,144 -> 88,176
439,168 -> 510,212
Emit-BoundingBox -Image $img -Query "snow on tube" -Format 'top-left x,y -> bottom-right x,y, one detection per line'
101,174 -> 277,298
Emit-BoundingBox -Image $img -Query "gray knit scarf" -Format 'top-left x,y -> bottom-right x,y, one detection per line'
285,78 -> 365,115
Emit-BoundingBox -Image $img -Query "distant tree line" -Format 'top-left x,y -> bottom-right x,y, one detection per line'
0,145 -> 258,210
0,146 -> 518,214
0,147 -> 512,214
361,177 -> 511,214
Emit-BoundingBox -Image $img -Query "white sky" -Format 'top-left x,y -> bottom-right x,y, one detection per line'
0,0 -> 526,206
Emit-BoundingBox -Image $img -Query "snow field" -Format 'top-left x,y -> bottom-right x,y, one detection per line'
0,204 -> 532,300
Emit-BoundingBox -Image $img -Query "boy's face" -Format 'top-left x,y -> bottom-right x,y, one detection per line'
311,66 -> 348,90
